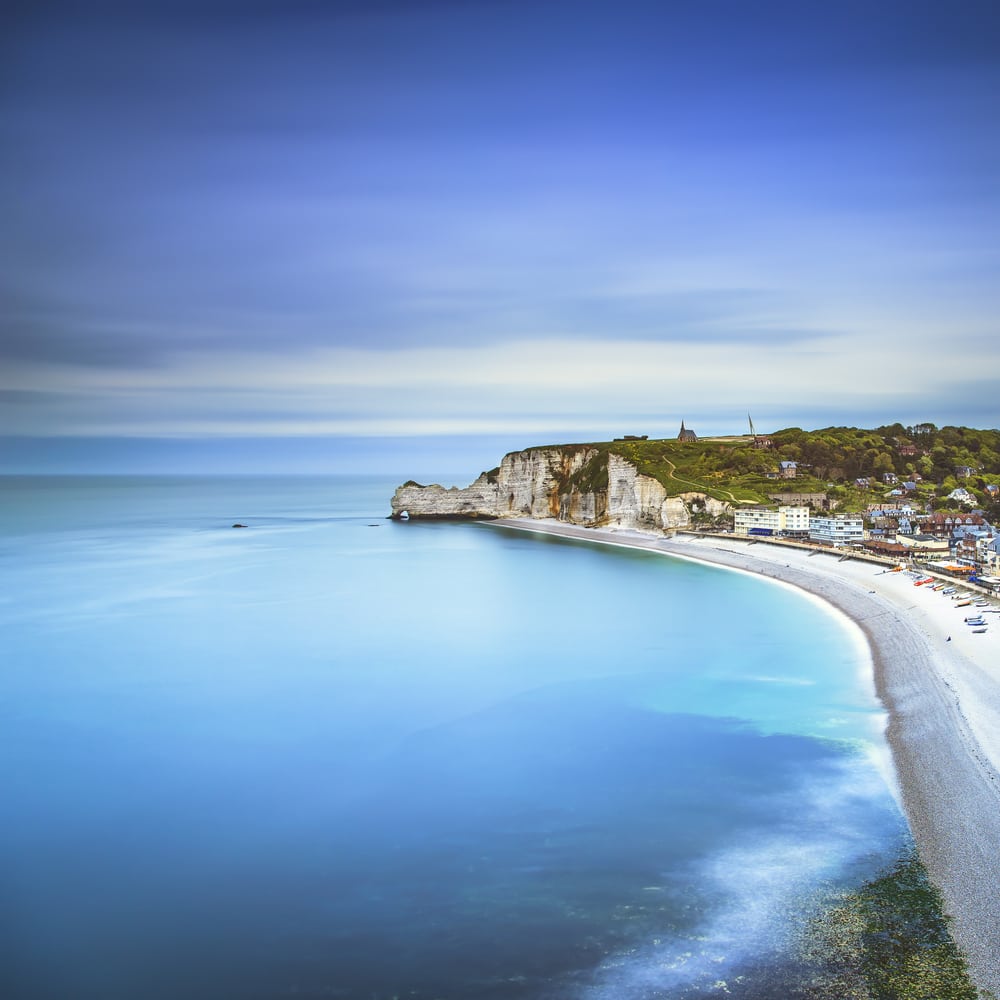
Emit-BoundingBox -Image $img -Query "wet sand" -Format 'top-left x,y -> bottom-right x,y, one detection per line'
492,518 -> 1000,996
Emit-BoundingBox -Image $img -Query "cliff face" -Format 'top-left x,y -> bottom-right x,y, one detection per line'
389,447 -> 597,521
389,474 -> 500,520
391,446 -> 730,533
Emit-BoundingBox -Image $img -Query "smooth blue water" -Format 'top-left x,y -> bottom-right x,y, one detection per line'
0,476 -> 908,999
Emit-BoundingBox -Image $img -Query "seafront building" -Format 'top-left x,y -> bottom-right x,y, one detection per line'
896,534 -> 951,559
808,514 -> 864,547
734,505 -> 810,538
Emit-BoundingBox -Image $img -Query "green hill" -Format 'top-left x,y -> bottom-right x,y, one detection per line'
525,424 -> 1000,514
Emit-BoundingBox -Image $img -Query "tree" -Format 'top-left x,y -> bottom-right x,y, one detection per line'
873,452 -> 895,476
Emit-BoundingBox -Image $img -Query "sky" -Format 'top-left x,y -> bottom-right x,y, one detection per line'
3,0 -> 999,478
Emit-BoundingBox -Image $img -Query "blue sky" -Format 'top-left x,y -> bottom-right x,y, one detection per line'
3,0 -> 999,477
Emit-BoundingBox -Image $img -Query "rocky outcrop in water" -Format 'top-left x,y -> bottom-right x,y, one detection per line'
390,446 -> 729,531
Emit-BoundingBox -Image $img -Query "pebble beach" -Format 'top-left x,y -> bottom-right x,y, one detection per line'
494,518 -> 1000,997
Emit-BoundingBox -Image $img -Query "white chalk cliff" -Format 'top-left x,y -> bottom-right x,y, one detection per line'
390,446 -> 729,531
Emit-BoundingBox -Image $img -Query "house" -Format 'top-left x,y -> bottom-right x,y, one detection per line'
985,484 -> 999,498
882,472 -> 898,484
855,477 -> 871,489
809,514 -> 864,547
955,465 -> 975,479
734,506 -> 810,537
864,538 -> 908,558
947,487 -> 976,506
922,512 -> 986,537
954,527 -> 996,567
984,537 -> 1000,574
779,461 -> 798,479
748,415 -> 773,449
885,503 -> 916,516
866,502 -> 920,538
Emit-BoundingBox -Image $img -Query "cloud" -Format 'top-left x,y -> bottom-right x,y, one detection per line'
4,331 -> 997,440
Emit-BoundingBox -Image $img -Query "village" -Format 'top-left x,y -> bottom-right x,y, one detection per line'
668,420 -> 1000,588
728,502 -> 1000,590
727,455 -> 998,588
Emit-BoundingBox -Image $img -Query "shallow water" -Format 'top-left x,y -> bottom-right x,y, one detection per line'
0,476 -> 908,998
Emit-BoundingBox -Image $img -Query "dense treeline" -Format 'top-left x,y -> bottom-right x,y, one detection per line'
770,425 -> 1000,491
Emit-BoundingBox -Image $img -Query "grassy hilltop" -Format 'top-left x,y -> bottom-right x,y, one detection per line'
521,424 -> 1000,515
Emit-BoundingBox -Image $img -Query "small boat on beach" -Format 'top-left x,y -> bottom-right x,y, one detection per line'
972,627 -> 988,634
956,600 -> 973,607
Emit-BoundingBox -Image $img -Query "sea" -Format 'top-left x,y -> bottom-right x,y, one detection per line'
0,475 -> 910,1000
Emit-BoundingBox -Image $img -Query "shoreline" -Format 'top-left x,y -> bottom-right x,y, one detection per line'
490,517 -> 1000,996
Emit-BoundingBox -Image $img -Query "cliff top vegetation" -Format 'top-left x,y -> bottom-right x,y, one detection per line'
526,424 -> 1000,513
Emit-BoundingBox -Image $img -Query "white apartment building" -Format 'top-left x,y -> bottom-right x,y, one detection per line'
809,514 -> 864,547
734,505 -> 810,537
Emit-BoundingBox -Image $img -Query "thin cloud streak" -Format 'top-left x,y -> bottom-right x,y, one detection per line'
3,334 -> 992,440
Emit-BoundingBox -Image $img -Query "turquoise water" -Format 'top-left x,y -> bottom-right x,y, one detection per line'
0,476 -> 908,999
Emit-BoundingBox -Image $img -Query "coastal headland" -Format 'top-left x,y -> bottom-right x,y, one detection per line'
491,517 -> 1000,997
